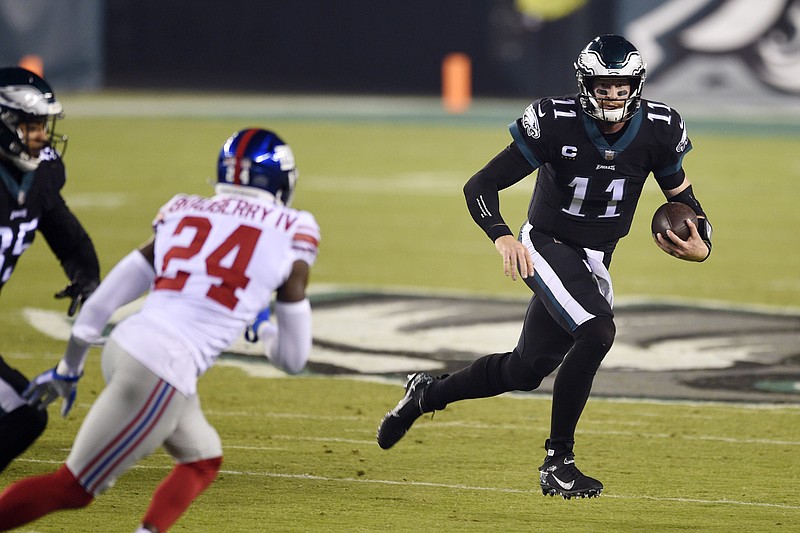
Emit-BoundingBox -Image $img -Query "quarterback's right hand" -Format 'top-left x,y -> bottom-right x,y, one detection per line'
494,235 -> 533,281
23,362 -> 82,417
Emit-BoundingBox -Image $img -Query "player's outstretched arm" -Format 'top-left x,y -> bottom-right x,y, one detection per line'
27,238 -> 157,417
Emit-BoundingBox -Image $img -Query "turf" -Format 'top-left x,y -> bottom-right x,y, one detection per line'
4,362 -> 799,532
1,93 -> 799,531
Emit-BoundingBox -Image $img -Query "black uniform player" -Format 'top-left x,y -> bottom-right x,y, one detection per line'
0,67 -> 100,472
0,67 -> 99,305
377,35 -> 712,499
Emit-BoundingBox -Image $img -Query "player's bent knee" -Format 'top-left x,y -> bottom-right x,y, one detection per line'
3,405 -> 48,451
575,316 -> 616,351
184,456 -> 222,486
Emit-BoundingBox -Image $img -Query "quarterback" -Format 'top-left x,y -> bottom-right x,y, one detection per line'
377,35 -> 713,499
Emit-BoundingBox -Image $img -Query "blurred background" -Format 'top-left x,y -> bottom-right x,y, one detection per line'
3,0 -> 800,104
1,0 -> 799,310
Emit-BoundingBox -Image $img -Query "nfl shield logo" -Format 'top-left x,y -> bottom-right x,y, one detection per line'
604,150 -> 616,161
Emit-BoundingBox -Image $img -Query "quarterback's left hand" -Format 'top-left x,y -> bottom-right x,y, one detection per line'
653,219 -> 710,262
55,277 -> 99,317
23,362 -> 82,417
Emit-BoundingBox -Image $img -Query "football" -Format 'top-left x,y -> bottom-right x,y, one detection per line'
651,202 -> 697,242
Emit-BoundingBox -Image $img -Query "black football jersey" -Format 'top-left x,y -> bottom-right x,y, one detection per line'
0,147 -> 98,290
510,93 -> 690,250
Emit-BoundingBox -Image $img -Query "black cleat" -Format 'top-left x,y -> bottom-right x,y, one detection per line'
376,372 -> 435,449
539,452 -> 603,499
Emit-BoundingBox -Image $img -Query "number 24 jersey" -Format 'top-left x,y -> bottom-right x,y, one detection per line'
112,192 -> 319,394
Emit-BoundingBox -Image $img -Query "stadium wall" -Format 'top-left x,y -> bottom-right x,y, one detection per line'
1,0 -> 799,102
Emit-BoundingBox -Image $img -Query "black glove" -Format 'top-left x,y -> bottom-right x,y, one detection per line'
54,277 -> 99,317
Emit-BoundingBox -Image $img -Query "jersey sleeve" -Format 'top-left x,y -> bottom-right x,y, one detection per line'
463,144 -> 533,241
37,157 -> 100,283
508,98 -> 561,169
651,105 -> 692,188
290,210 -> 320,266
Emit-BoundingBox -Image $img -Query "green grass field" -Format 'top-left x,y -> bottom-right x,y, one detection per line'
2,93 -> 799,531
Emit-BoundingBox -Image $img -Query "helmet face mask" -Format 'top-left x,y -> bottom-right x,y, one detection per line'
216,128 -> 298,206
0,67 -> 64,171
574,35 -> 646,123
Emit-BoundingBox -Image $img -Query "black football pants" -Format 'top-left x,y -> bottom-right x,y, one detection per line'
0,356 -> 48,472
426,229 -> 616,453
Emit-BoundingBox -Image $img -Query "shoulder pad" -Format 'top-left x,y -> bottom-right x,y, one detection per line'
39,146 -> 61,162
644,100 -> 690,153
520,96 -> 580,140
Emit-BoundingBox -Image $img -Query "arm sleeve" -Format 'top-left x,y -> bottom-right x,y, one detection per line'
463,143 -> 533,241
37,160 -> 100,284
290,211 -> 320,266
667,184 -> 713,257
652,108 -> 692,180
39,202 -> 100,284
62,250 -> 156,373
266,298 -> 312,375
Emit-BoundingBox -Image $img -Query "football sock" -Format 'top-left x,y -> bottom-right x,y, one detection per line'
139,456 -> 222,532
0,464 -> 93,530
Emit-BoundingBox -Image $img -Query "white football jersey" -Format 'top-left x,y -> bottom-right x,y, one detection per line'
111,191 -> 319,395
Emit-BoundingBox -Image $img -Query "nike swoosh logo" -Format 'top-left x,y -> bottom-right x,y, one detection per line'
537,103 -> 546,117
552,475 -> 574,490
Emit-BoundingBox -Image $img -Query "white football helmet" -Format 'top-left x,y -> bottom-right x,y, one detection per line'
574,35 -> 646,123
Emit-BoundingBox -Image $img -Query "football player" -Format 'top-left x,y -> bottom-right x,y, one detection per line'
0,128 -> 320,533
377,35 -> 712,499
0,66 -> 100,312
0,67 -> 100,473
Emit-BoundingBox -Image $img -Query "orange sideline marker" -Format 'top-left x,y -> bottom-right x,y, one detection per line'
442,53 -> 471,114
19,55 -> 44,77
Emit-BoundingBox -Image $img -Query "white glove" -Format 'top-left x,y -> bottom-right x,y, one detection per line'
23,360 -> 82,417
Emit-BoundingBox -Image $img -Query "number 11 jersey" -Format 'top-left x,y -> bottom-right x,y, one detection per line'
510,93 -> 691,251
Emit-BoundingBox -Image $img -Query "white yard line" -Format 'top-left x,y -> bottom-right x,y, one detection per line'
16,458 -> 800,510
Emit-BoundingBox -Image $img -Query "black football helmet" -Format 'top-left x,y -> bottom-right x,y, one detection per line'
216,128 -> 298,206
0,67 -> 64,171
574,35 -> 646,123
